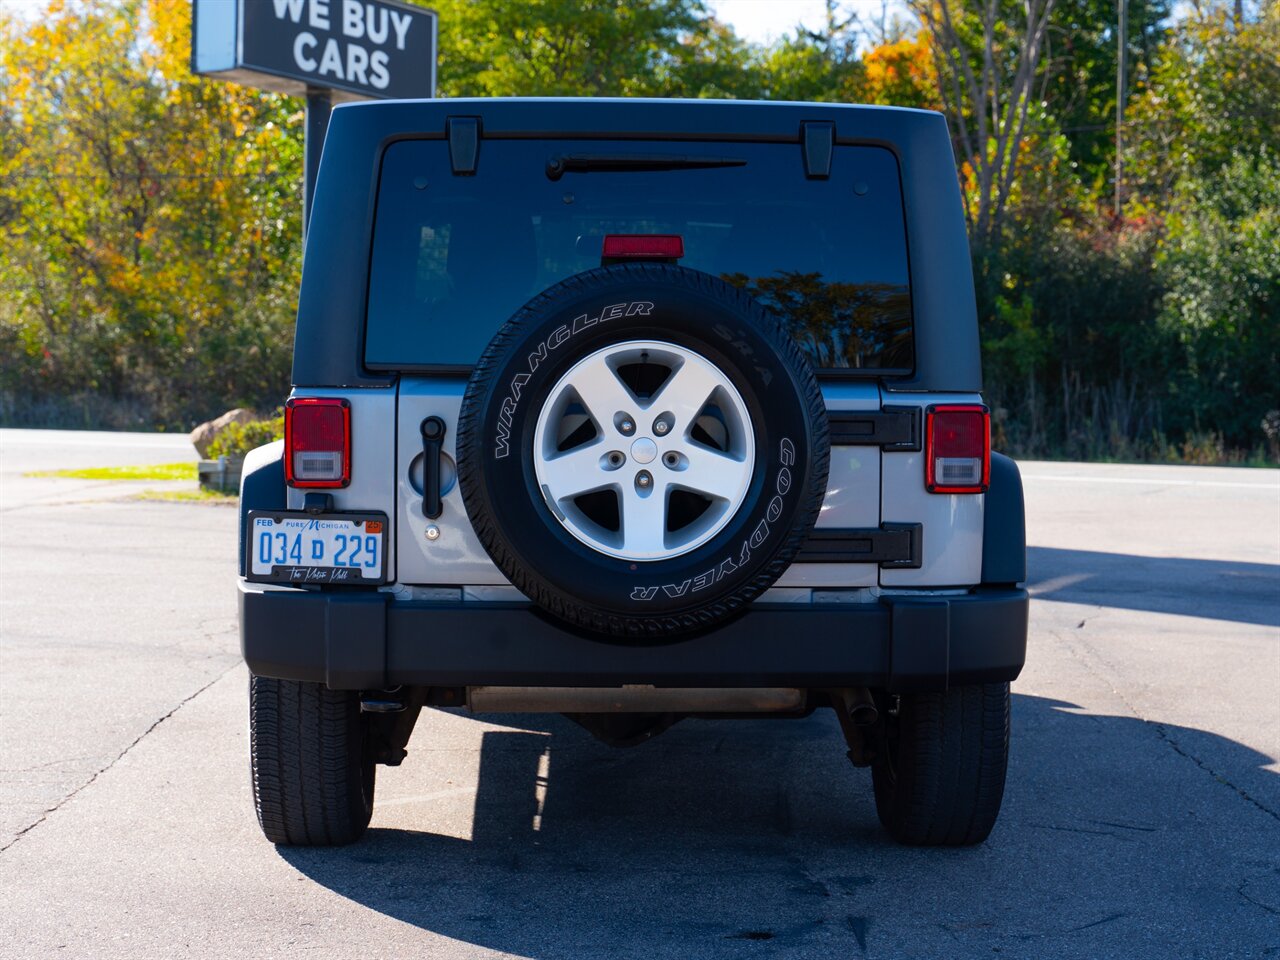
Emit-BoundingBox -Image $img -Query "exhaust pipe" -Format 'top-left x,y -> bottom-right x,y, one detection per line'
841,687 -> 879,726
834,687 -> 880,768
467,685 -> 804,714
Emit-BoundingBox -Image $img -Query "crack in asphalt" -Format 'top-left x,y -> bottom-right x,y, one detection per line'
1149,719 -> 1280,824
1066,912 -> 1125,933
1031,822 -> 1136,842
0,756 -> 94,774
1237,876 -> 1280,916
1048,622 -> 1280,825
0,662 -> 239,853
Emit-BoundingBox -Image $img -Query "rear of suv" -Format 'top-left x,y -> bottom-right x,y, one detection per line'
238,98 -> 1028,848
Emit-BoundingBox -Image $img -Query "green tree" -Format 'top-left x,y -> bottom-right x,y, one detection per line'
1126,7 -> 1280,204
1125,6 -> 1280,451
432,0 -> 754,99
1043,0 -> 1171,188
1156,150 -> 1280,448
756,1 -> 865,102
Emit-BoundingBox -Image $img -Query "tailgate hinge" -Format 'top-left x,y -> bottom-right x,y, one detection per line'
800,121 -> 835,179
446,116 -> 481,175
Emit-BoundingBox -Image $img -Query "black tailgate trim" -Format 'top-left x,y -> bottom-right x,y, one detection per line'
796,522 -> 922,567
828,406 -> 920,449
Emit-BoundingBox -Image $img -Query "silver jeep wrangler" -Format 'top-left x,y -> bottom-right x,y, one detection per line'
238,98 -> 1028,847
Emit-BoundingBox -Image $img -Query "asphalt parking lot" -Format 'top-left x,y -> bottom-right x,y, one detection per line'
1,428 -> 1277,959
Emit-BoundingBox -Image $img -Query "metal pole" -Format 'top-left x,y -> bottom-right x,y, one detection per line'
1115,0 -> 1127,217
304,87 -> 332,237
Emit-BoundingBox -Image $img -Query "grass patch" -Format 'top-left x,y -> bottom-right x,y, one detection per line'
26,462 -> 197,481
132,488 -> 237,505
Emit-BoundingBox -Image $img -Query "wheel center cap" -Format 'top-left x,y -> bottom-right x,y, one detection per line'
630,437 -> 658,464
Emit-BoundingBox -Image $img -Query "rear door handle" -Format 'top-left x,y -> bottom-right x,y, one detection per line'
420,417 -> 446,519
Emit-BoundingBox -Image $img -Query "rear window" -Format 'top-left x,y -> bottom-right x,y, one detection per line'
365,138 -> 913,372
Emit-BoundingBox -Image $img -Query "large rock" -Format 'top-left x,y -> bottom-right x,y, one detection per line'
190,408 -> 258,458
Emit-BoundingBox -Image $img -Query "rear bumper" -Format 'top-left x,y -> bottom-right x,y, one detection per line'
239,582 -> 1027,693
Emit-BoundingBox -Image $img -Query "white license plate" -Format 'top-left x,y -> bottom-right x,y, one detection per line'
247,512 -> 387,584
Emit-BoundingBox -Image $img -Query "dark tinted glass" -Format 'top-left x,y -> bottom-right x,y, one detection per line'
366,138 -> 912,370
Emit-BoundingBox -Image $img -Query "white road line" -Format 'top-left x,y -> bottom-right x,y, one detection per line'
1021,474 -> 1279,490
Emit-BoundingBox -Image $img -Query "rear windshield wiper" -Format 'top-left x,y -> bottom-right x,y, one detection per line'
546,153 -> 747,181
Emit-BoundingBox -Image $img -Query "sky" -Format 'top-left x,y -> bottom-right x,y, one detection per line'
1,0 -> 1187,47
707,0 -> 869,44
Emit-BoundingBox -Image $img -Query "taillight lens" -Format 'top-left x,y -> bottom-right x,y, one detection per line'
925,404 -> 990,494
285,397 -> 350,488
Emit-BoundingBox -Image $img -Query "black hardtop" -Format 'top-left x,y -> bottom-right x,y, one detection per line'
294,97 -> 981,393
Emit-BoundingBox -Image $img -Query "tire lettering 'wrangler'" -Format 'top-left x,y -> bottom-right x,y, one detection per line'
494,301 -> 653,459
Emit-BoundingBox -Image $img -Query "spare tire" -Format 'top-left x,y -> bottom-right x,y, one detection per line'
457,264 -> 828,639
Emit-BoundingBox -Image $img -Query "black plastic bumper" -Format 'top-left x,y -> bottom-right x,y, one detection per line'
239,581 -> 1027,693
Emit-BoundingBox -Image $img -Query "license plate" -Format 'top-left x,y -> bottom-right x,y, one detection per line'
246,511 -> 387,585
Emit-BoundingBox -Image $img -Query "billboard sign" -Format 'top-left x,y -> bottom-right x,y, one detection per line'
192,0 -> 437,101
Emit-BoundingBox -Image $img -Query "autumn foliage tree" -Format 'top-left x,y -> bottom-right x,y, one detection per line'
0,0 -> 1275,458
0,0 -> 302,427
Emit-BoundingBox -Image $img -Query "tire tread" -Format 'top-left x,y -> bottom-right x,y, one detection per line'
872,682 -> 1010,846
249,675 -> 373,846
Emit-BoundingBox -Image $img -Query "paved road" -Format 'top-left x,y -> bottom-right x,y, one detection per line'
1,429 -> 1277,959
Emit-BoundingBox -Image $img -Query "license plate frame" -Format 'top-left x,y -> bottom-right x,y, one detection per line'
245,510 -> 389,585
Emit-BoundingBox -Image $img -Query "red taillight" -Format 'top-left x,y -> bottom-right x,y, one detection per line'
285,397 -> 350,488
925,404 -> 990,494
601,234 -> 685,261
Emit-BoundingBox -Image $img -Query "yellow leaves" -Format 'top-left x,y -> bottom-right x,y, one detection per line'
860,33 -> 940,110
145,0 -> 194,85
3,0 -> 303,391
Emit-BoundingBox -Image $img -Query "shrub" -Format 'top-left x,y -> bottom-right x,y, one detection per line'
206,415 -> 284,459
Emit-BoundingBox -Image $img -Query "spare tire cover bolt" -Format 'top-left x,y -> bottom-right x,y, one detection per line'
425,525 -> 440,541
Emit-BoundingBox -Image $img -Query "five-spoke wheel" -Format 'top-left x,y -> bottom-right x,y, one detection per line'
532,340 -> 755,561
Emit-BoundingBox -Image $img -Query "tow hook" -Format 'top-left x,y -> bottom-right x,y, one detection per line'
362,688 -> 423,768
303,492 -> 333,515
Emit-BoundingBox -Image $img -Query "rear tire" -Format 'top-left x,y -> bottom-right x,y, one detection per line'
249,675 -> 375,846
871,682 -> 1010,846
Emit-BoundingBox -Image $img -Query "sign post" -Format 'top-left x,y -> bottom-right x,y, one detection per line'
191,0 -> 437,229
304,88 -> 333,227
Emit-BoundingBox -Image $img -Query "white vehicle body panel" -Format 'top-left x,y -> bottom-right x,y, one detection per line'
775,381 -> 880,588
290,382 -> 985,593
395,376 -> 508,585
285,386 -> 398,583
878,389 -> 985,587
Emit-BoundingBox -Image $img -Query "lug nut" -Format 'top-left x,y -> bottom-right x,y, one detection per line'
654,420 -> 669,435
637,471 -> 652,489
663,452 -> 679,467
620,419 -> 635,435
607,451 -> 625,468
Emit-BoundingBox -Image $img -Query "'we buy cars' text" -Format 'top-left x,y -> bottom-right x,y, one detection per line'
273,0 -> 415,90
